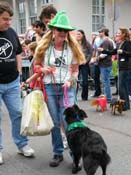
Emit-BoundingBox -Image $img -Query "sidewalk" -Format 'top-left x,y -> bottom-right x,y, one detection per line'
1,90 -> 131,175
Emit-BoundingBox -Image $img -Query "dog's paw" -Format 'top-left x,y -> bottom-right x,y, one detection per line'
72,165 -> 82,174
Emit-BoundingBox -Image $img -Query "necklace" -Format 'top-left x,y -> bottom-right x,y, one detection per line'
53,44 -> 65,66
47,41 -> 69,84
48,41 -> 66,65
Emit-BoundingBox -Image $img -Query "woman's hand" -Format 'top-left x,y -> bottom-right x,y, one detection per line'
97,47 -> 103,52
117,49 -> 123,54
62,81 -> 71,88
63,76 -> 78,88
20,81 -> 29,90
21,81 -> 26,89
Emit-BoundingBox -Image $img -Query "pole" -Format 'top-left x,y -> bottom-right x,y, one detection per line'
112,0 -> 115,36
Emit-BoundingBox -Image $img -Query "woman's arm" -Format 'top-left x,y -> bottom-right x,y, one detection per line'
62,64 -> 79,88
85,42 -> 93,63
68,64 -> 79,87
98,48 -> 117,55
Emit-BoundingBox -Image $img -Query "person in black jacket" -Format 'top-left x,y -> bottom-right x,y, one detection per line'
76,29 -> 92,100
98,27 -> 131,111
39,4 -> 57,30
32,20 -> 46,42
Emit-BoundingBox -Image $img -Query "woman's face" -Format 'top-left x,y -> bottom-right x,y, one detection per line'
53,28 -> 68,42
22,44 -> 27,51
76,31 -> 83,41
34,26 -> 43,34
116,29 -> 124,42
129,29 -> 131,39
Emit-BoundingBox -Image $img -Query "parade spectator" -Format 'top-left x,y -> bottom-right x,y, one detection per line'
98,27 -> 131,110
90,31 -> 103,97
25,23 -> 35,40
39,4 -> 57,29
76,29 -> 92,100
127,28 -> 131,100
91,32 -> 98,47
21,39 -> 32,81
25,41 -> 44,91
18,34 -> 24,43
32,20 -> 46,42
39,4 -> 69,149
0,1 -> 34,165
97,28 -> 114,103
21,39 -> 31,58
129,28 -> 131,39
34,11 -> 85,167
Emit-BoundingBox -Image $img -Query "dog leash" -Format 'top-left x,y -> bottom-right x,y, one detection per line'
50,70 -> 71,108
63,85 -> 70,107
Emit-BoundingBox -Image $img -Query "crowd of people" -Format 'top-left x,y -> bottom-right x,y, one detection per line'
0,0 -> 131,168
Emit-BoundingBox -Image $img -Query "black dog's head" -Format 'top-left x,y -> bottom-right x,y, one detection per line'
64,104 -> 88,124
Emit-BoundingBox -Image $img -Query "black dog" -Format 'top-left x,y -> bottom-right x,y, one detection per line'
64,104 -> 111,175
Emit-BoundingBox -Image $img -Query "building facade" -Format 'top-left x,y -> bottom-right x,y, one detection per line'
5,0 -> 131,40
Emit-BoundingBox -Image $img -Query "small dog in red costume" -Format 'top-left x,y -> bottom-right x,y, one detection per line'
91,95 -> 107,112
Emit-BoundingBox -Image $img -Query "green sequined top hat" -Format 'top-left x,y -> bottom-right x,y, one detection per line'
48,11 -> 76,31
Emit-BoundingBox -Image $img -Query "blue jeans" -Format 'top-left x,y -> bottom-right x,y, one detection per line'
100,66 -> 112,102
119,70 -> 130,110
127,71 -> 131,96
45,84 -> 76,156
0,76 -> 28,150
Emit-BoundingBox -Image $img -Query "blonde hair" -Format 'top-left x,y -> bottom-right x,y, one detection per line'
34,30 -> 85,65
28,41 -> 37,52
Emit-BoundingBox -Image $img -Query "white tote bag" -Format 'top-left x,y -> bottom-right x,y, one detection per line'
21,90 -> 54,136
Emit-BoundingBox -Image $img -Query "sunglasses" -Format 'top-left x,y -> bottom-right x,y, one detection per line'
55,28 -> 68,33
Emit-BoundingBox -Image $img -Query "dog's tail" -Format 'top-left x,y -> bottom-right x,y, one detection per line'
103,150 -> 111,165
91,100 -> 98,106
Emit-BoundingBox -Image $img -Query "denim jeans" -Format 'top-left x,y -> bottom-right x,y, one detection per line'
0,76 -> 28,150
119,70 -> 130,110
45,84 -> 76,156
127,71 -> 131,96
100,66 -> 112,102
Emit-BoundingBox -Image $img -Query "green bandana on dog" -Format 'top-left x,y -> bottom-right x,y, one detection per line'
67,121 -> 87,131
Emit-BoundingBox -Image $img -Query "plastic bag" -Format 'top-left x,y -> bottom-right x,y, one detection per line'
21,90 -> 54,136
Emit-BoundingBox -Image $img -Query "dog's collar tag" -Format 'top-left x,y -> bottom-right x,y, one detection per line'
67,121 -> 87,131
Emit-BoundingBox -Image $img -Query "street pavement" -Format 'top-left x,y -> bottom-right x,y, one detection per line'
0,88 -> 131,175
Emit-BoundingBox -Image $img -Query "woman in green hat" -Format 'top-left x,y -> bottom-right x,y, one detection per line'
34,11 -> 85,167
